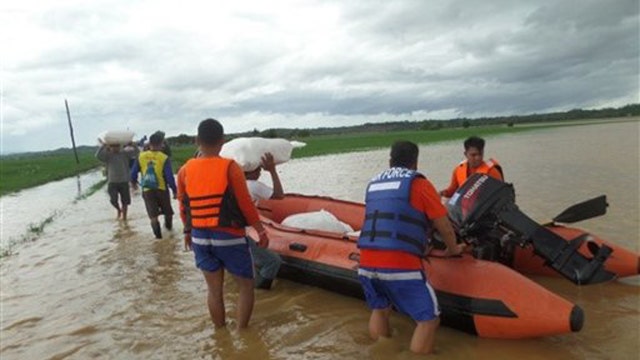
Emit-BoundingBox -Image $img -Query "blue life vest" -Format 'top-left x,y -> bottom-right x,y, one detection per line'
357,167 -> 431,256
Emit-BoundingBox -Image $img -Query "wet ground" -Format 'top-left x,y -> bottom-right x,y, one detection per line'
1,120 -> 638,359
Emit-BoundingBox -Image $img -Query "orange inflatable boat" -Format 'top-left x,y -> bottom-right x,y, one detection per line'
249,178 -> 638,338
250,194 -> 581,338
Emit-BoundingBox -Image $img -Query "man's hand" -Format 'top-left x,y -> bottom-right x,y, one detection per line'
184,233 -> 192,251
257,231 -> 270,248
261,152 -> 277,172
443,243 -> 465,257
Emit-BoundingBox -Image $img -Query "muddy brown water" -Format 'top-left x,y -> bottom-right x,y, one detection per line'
1,120 -> 638,359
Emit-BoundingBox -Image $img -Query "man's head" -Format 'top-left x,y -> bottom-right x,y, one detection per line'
389,140 -> 419,170
153,130 -> 165,141
197,118 -> 224,150
463,136 -> 485,168
244,167 -> 261,180
149,132 -> 164,150
108,144 -> 121,152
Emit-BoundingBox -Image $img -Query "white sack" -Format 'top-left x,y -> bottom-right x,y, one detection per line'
281,209 -> 354,234
220,137 -> 306,172
98,130 -> 135,145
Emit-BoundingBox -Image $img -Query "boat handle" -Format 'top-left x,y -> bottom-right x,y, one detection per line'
289,243 -> 307,252
348,252 -> 360,262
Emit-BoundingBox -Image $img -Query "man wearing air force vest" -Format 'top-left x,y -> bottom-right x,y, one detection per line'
357,140 -> 463,355
131,132 -> 177,239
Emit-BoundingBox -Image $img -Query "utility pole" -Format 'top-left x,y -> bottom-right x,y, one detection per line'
65,99 -> 80,164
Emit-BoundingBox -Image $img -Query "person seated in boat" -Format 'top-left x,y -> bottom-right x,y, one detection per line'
177,118 -> 270,330
439,136 -> 503,198
243,152 -> 284,290
357,140 -> 464,355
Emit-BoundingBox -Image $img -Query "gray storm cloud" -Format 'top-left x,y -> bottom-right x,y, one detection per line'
2,0 -> 638,153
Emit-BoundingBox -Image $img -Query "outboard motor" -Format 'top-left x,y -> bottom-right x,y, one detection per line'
447,174 -> 616,285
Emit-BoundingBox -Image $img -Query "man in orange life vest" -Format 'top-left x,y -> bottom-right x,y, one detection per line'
439,136 -> 503,198
358,141 -> 464,355
177,118 -> 270,329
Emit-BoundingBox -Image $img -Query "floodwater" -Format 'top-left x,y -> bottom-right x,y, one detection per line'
1,120 -> 639,359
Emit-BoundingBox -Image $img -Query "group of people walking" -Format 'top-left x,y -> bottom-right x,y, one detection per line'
96,131 -> 176,240
97,118 -> 503,355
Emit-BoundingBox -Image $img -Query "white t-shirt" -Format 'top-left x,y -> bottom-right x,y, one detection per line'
247,180 -> 273,204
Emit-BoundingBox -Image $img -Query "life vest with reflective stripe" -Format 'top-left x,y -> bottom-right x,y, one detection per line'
357,167 -> 430,256
181,157 -> 247,229
454,158 -> 503,185
138,150 -> 167,190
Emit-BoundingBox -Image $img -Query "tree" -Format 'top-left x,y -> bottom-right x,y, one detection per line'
262,129 -> 278,138
462,120 -> 471,128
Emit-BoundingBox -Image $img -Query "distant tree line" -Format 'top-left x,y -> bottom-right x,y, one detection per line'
165,103 -> 639,145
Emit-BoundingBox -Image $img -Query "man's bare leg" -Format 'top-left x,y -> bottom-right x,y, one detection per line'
410,317 -> 439,354
234,275 -> 255,329
202,269 -> 226,328
121,204 -> 128,221
369,307 -> 392,340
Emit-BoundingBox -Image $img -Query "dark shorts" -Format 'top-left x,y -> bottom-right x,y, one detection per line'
191,229 -> 253,278
358,267 -> 440,321
107,182 -> 131,206
142,189 -> 174,218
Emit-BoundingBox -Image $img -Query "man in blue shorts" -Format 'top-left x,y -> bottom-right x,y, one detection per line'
357,140 -> 463,354
177,118 -> 270,329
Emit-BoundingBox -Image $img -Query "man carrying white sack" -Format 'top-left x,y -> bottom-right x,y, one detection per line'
244,152 -> 284,290
220,137 -> 304,289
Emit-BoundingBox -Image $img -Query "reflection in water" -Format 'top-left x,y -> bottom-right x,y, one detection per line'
0,120 -> 638,359
76,174 -> 82,198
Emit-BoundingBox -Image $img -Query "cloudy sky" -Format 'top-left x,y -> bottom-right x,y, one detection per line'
1,0 -> 638,154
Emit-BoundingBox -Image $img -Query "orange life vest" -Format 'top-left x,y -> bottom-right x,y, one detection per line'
181,157 -> 247,229
454,158 -> 503,186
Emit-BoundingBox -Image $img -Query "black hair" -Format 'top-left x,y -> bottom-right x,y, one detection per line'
149,132 -> 163,146
390,140 -> 419,168
464,136 -> 485,151
198,118 -> 224,146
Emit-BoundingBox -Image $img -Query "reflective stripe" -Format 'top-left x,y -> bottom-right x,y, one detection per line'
192,237 -> 246,246
357,268 -> 423,281
425,280 -> 440,316
369,181 -> 402,192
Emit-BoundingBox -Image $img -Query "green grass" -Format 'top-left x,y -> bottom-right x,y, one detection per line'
1,212 -> 59,258
290,125 -> 534,158
75,179 -> 108,202
0,152 -> 101,196
169,124 -> 532,167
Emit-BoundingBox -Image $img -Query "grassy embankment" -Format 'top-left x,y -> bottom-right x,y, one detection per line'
0,151 -> 102,196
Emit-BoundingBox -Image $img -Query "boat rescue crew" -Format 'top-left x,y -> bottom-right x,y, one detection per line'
440,136 -> 503,198
357,140 -> 464,355
177,118 -> 270,329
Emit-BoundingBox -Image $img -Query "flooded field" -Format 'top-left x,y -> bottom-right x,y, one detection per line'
1,120 -> 638,359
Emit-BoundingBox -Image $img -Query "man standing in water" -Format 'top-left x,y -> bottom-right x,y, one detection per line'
244,152 -> 284,290
177,118 -> 270,329
440,136 -> 503,198
96,141 -> 139,220
357,140 -> 463,355
130,132 -> 177,239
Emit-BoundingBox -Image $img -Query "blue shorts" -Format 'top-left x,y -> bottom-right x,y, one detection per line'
191,229 -> 254,279
358,267 -> 439,321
